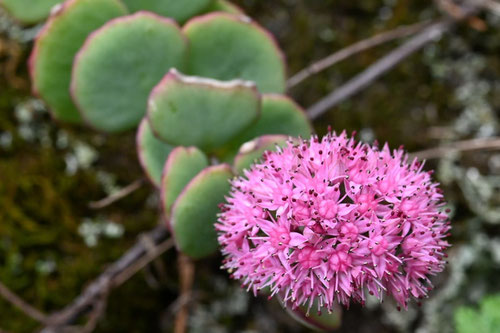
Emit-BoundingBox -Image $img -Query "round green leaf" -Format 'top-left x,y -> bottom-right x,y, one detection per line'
148,69 -> 260,151
136,118 -> 174,187
161,146 -> 209,217
170,164 -> 233,259
71,12 -> 188,132
204,0 -> 244,15
29,0 -> 127,123
120,0 -> 213,23
243,94 -> 312,139
233,135 -> 289,174
1,0 -> 63,24
184,13 -> 286,94
218,94 -> 312,161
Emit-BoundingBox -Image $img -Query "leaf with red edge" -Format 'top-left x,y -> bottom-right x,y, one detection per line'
120,0 -> 213,23
29,0 -> 127,123
184,13 -> 286,93
233,135 -> 290,174
147,69 -> 260,151
170,164 -> 233,259
136,118 -> 174,187
160,146 -> 208,217
71,12 -> 187,132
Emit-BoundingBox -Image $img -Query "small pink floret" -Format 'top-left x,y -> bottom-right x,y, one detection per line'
216,131 -> 450,312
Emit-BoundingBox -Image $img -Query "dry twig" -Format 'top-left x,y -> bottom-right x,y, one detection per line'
41,225 -> 172,332
89,178 -> 145,209
0,281 -> 47,323
436,0 -> 486,30
79,291 -> 109,333
410,137 -> 500,160
287,20 -> 432,88
174,254 -> 195,333
306,19 -> 453,120
112,235 -> 174,287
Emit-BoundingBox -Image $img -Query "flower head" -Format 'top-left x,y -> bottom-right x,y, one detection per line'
217,131 -> 450,313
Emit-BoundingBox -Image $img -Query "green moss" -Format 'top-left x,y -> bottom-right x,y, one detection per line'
0,52 -> 168,330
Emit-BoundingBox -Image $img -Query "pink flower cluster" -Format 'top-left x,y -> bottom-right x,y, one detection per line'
217,131 -> 450,313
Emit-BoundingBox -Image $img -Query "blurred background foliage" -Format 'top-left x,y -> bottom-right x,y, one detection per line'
455,293 -> 500,333
0,0 -> 499,332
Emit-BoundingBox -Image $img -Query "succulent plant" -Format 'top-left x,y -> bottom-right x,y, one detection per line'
160,146 -> 209,217
204,0 -> 244,15
120,0 -> 213,24
183,13 -> 286,93
220,93 -> 312,161
169,164 -> 233,259
26,0 -> 310,260
233,134 -> 289,174
29,0 -> 127,123
147,70 -> 260,150
0,0 -> 63,24
137,70 -> 312,259
29,0 -> 285,133
23,0 -> 323,328
71,12 -> 188,132
1,0 -> 243,25
136,118 -> 174,187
